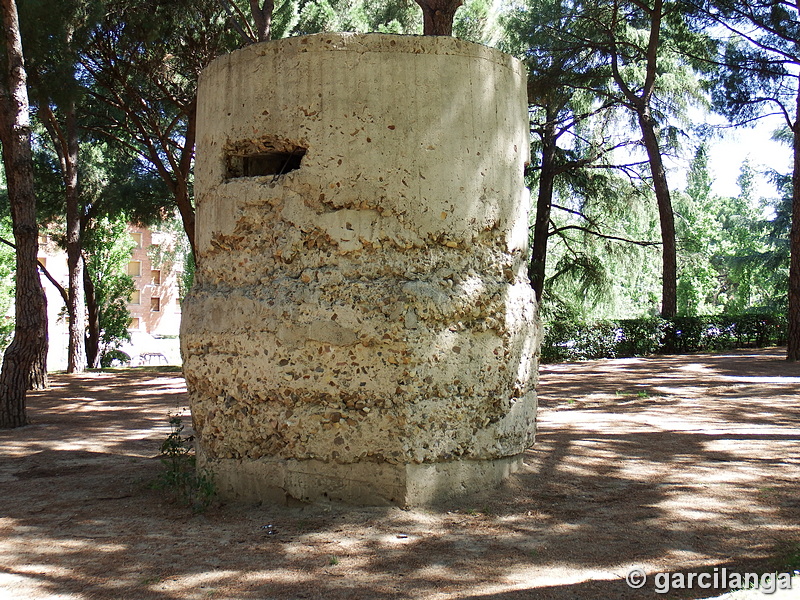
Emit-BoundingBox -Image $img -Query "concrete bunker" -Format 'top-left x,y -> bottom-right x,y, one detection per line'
181,33 -> 541,506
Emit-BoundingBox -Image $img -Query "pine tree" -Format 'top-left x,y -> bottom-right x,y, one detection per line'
0,0 -> 48,427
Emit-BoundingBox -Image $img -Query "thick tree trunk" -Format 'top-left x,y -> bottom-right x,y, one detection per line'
64,106 -> 86,373
174,100 -> 196,257
0,0 -> 48,428
638,110 -> 677,319
28,336 -> 48,390
83,264 -> 101,368
607,0 -> 675,317
414,0 -> 463,36
529,119 -> 557,304
29,268 -> 49,391
175,178 -> 196,258
249,0 -> 274,42
787,84 -> 800,361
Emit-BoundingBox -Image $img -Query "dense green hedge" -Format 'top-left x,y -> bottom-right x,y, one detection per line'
541,313 -> 787,363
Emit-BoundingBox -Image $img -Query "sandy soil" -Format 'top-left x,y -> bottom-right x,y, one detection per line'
0,348 -> 798,599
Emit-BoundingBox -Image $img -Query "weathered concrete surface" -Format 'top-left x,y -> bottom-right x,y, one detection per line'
182,33 -> 540,506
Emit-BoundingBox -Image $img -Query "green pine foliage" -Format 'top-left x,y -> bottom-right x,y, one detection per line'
674,148 -> 782,316
453,0 -> 498,44
294,0 -> 421,35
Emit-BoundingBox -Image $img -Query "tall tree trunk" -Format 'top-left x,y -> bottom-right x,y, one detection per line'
250,0 -> 274,42
0,0 -> 48,428
608,0 -> 676,317
83,264 -> 100,368
638,110 -> 677,318
787,83 -> 800,361
40,100 -> 86,373
170,99 -> 196,257
175,176 -> 196,258
30,259 -> 48,391
28,334 -> 48,389
64,106 -> 86,373
529,117 -> 557,304
414,0 -> 463,36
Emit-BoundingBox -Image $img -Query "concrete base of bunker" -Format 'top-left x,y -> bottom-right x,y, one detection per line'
182,33 -> 541,506
200,451 -> 525,507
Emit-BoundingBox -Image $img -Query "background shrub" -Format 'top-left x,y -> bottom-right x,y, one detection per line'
541,312 -> 786,363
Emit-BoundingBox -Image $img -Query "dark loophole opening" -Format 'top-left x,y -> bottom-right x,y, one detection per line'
227,148 -> 307,180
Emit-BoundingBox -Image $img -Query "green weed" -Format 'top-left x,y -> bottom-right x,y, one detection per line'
154,414 -> 216,512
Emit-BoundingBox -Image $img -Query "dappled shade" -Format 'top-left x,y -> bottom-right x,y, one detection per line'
0,350 -> 798,598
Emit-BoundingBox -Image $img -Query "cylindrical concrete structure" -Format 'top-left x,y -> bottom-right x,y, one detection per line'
182,33 -> 540,506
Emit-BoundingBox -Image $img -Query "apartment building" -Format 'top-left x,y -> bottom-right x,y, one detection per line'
37,224 -> 183,370
126,225 -> 182,338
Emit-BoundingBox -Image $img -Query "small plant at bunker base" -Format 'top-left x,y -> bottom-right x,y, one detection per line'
156,413 -> 216,511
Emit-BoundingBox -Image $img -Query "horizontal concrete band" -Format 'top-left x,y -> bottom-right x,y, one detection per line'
201,451 -> 524,507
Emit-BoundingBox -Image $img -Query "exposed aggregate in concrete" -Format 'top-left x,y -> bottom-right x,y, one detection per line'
181,33 -> 540,503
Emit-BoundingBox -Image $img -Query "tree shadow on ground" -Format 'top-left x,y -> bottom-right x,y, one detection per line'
0,353 -> 798,599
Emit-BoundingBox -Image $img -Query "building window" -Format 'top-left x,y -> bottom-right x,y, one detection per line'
127,261 -> 142,277
151,269 -> 161,285
131,232 -> 143,248
129,317 -> 140,329
129,290 -> 141,305
150,297 -> 161,312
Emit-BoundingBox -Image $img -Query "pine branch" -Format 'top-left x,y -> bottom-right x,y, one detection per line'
218,0 -> 256,44
549,225 -> 661,247
0,237 -> 68,306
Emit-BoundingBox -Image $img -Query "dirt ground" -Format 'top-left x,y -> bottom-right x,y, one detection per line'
0,348 -> 798,600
